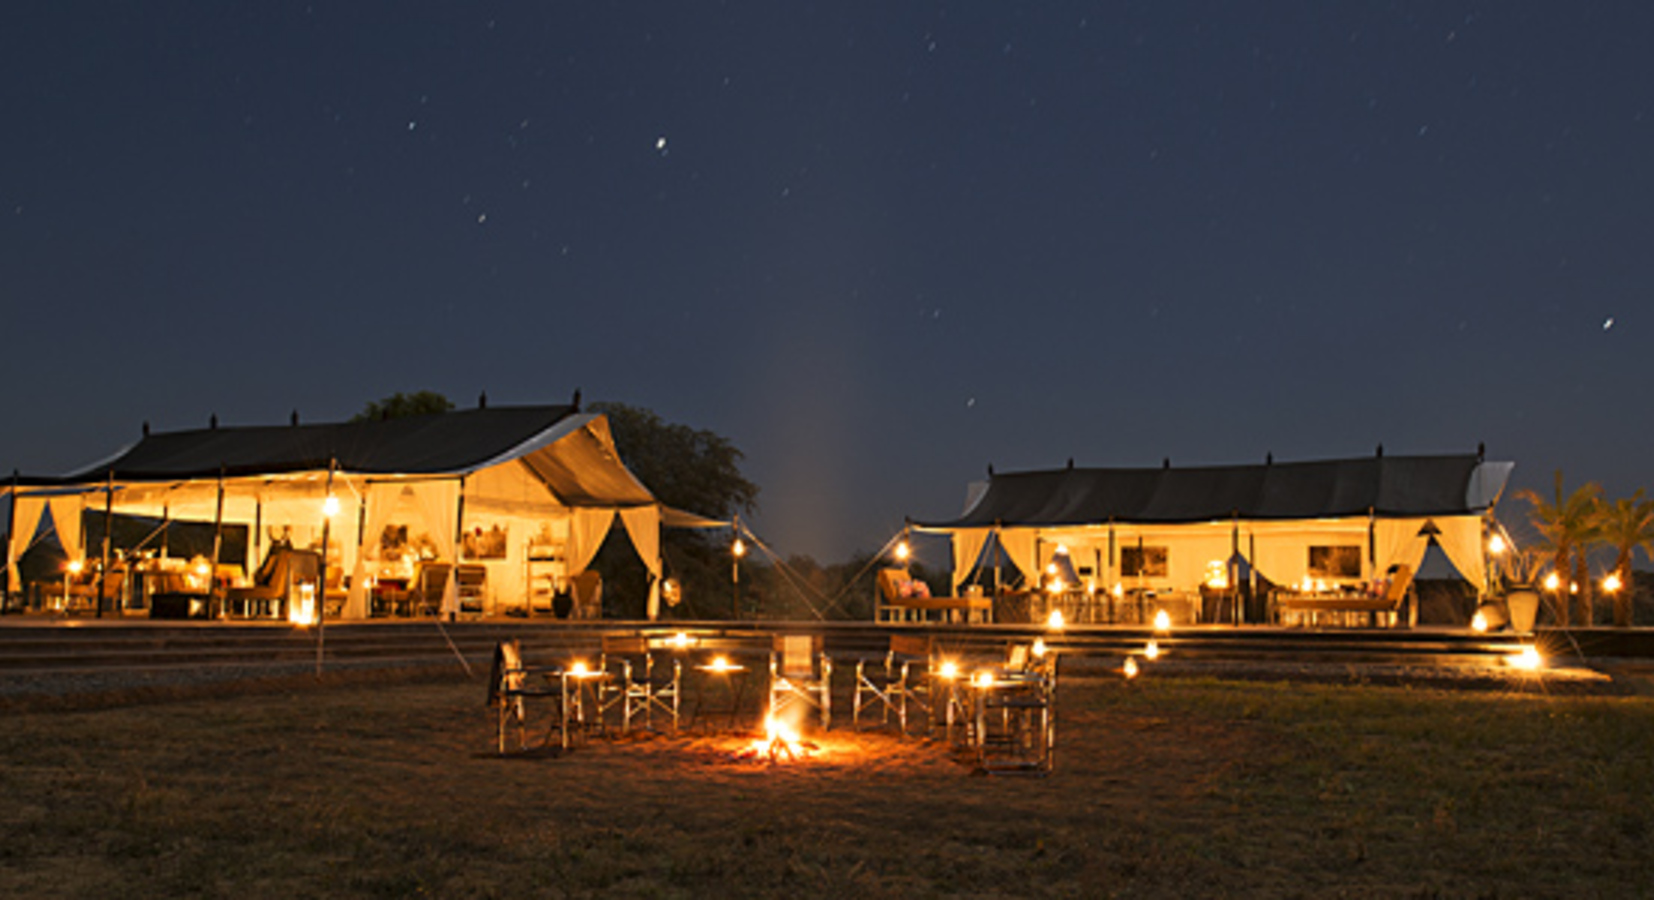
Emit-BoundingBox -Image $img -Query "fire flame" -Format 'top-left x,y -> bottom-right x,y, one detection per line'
748,714 -> 808,763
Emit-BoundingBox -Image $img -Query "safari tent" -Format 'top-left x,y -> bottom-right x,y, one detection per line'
4,403 -> 706,620
911,452 -> 1514,622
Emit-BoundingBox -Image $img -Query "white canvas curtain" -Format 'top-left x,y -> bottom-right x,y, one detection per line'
6,494 -> 48,594
1433,517 -> 1488,594
619,505 -> 662,618
567,508 -> 615,575
408,480 -> 461,561
996,529 -> 1037,587
951,528 -> 991,593
1373,518 -> 1433,579
46,496 -> 85,564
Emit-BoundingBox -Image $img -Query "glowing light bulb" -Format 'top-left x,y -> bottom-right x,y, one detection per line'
1507,646 -> 1543,671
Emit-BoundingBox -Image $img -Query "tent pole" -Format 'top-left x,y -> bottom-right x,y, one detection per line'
1106,522 -> 1115,622
991,525 -> 1000,596
317,461 -> 336,677
96,471 -> 113,619
210,466 -> 225,618
4,471 -> 17,607
252,497 -> 263,575
451,475 -> 467,621
1231,515 -> 1240,626
1248,533 -> 1257,624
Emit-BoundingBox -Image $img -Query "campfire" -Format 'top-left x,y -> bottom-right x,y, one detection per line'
735,714 -> 817,764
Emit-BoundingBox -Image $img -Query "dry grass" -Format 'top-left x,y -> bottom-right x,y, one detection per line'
2,672 -> 1651,898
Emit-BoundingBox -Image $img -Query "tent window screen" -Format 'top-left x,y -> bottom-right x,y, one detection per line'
1308,545 -> 1362,578
1120,546 -> 1168,578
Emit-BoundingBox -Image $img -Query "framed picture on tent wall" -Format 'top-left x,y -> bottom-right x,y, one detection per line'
462,524 -> 509,560
1121,545 -> 1168,578
1308,545 -> 1362,579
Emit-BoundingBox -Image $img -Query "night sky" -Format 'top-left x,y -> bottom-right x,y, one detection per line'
4,2 -> 1651,562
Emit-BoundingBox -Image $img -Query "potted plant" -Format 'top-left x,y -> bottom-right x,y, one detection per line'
1500,547 -> 1544,634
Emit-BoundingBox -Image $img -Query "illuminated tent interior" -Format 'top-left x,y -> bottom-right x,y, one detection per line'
911,452 -> 1514,621
4,404 -> 704,620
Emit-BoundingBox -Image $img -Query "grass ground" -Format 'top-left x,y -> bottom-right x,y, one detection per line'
2,671 -> 1651,898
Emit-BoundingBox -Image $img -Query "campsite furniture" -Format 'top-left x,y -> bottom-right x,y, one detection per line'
769,634 -> 832,731
323,565 -> 348,618
149,585 -> 214,620
569,570 -> 602,619
1145,590 -> 1199,626
599,634 -> 682,733
991,590 -> 1035,624
875,568 -> 993,624
370,577 -> 410,617
456,564 -> 487,616
852,633 -> 934,733
559,657 -> 611,747
487,639 -> 564,754
690,654 -> 752,731
411,561 -> 452,617
1276,563 -> 1416,628
65,568 -> 127,614
963,643 -> 1057,775
225,547 -> 320,619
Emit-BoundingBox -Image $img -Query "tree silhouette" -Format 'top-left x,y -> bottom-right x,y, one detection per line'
1516,470 -> 1602,627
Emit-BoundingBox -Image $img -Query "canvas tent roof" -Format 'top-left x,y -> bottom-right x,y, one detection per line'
916,454 -> 1513,529
54,405 -> 661,509
65,405 -> 574,480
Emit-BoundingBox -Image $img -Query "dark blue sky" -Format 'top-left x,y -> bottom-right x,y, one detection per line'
4,2 -> 1651,561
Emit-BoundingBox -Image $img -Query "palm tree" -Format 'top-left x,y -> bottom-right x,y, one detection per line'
1597,490 -> 1654,627
1516,470 -> 1602,628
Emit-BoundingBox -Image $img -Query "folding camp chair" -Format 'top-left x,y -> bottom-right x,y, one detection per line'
598,634 -> 681,733
486,639 -> 564,754
969,642 -> 1057,775
853,633 -> 933,733
768,634 -> 831,730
